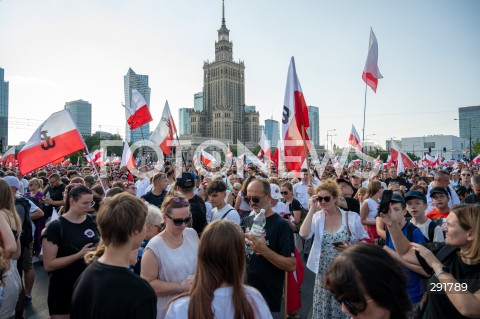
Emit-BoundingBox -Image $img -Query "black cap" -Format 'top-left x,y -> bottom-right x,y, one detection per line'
430,187 -> 449,198
336,178 -> 353,189
404,190 -> 427,202
176,172 -> 194,188
390,194 -> 405,205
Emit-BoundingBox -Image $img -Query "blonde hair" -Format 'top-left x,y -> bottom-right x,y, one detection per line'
452,205 -> 480,262
315,179 -> 340,198
0,179 -> 22,232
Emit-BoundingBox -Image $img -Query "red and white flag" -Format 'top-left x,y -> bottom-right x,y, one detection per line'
61,158 -> 71,167
17,110 -> 86,174
286,247 -> 304,314
282,57 -> 311,172
348,124 -> 363,152
120,141 -> 136,170
471,154 -> 480,165
390,141 -> 415,168
201,150 -> 216,168
86,148 -> 105,163
112,157 -> 121,165
124,89 -> 153,130
362,28 -> 383,93
2,147 -> 16,167
150,101 -> 177,155
374,155 -> 382,167
259,130 -> 272,161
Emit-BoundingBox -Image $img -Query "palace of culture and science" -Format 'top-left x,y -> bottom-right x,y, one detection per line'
182,1 -> 260,154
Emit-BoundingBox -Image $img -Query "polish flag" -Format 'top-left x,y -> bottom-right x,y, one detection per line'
227,144 -> 233,160
272,148 -> 280,170
112,157 -> 121,165
201,150 -> 216,168
348,125 -> 363,152
374,155 -> 382,167
88,148 -> 105,163
282,57 -> 311,172
124,89 -> 153,130
259,130 -> 272,161
61,158 -> 71,167
286,247 -> 304,314
423,154 -> 437,168
396,150 -> 405,173
390,141 -> 414,168
150,101 -> 177,155
17,110 -> 86,174
120,141 -> 136,170
471,154 -> 480,165
362,28 -> 383,93
2,147 -> 16,167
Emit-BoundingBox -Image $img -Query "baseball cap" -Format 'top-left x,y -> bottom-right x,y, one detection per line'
336,178 -> 353,189
176,172 -> 194,188
390,194 -> 405,205
430,187 -> 449,198
84,175 -> 95,184
4,176 -> 20,189
404,190 -> 427,203
270,184 -> 283,200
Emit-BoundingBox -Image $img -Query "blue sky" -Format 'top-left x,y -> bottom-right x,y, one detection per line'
1,0 -> 479,149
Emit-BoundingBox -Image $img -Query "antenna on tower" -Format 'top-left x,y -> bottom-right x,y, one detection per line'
222,0 -> 225,26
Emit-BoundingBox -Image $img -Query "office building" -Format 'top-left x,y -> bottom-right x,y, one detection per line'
179,108 -> 192,136
64,99 -> 92,137
264,119 -> 279,149
0,68 -> 8,152
307,105 -> 320,147
124,68 -> 151,143
188,1 -> 259,145
194,92 -> 203,112
458,106 -> 480,149
401,135 -> 468,160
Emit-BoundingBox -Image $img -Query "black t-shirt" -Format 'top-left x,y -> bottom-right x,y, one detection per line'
345,197 -> 360,214
44,183 -> 66,218
242,213 -> 295,312
141,190 -> 167,208
385,176 -> 408,187
461,193 -> 480,205
416,243 -> 480,319
189,195 -> 207,235
71,260 -> 157,319
288,198 -> 303,213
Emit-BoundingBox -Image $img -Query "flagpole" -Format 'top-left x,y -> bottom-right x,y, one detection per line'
173,131 -> 187,172
361,83 -> 368,173
84,146 -> 107,195
301,124 -> 312,184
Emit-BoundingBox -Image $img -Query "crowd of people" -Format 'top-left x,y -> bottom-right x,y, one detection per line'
0,158 -> 479,319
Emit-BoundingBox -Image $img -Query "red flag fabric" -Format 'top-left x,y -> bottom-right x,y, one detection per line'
272,148 -> 279,170
125,89 -> 153,130
282,57 -> 311,172
120,141 -> 136,170
61,158 -> 71,167
348,124 -> 363,152
362,28 -> 383,93
201,150 -> 216,168
472,154 -> 480,164
150,101 -> 177,155
259,130 -> 272,161
2,147 -> 16,167
286,247 -> 304,313
17,110 -> 86,174
390,141 -> 415,168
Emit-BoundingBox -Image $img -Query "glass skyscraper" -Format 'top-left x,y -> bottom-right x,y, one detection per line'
124,68 -> 151,143
458,106 -> 480,146
264,119 -> 279,149
0,68 -> 8,152
64,99 -> 92,137
307,105 -> 320,147
194,92 -> 203,112
179,108 -> 192,136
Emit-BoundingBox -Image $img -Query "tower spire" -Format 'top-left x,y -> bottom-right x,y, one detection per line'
222,0 -> 225,26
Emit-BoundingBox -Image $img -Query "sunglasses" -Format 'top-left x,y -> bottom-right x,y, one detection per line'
169,197 -> 189,204
336,298 -> 372,316
317,196 -> 332,203
281,191 -> 289,195
165,214 -> 192,226
461,174 -> 471,176
244,196 -> 264,204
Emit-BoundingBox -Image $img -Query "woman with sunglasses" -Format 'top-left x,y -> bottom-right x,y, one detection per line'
42,185 -> 99,318
324,242 -> 411,319
299,179 -> 368,319
166,220 -> 271,319
141,194 -> 199,319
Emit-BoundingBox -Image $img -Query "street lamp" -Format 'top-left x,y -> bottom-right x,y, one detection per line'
327,129 -> 336,151
454,118 -> 475,161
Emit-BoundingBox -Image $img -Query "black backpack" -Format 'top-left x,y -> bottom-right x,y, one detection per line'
406,218 -> 441,243
15,196 -> 33,249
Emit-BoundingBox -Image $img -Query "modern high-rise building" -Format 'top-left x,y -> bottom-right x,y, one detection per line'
244,105 -> 256,112
124,68 -> 151,143
265,119 -> 279,149
64,99 -> 92,137
0,68 -> 8,152
307,105 -> 320,147
179,108 -> 192,136
194,92 -> 203,112
189,1 -> 259,145
458,106 -> 480,149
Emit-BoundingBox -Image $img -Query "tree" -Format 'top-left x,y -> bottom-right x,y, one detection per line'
472,139 -> 480,158
407,152 -> 420,161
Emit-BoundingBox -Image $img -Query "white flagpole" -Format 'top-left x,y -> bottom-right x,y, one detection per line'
84,145 -> 106,195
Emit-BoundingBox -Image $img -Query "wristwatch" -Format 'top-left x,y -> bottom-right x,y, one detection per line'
434,265 -> 450,278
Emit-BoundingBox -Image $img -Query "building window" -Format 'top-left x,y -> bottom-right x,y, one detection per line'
424,142 -> 435,149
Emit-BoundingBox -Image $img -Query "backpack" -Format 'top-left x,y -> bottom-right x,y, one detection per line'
406,218 -> 442,243
405,222 -> 419,242
15,196 -> 33,249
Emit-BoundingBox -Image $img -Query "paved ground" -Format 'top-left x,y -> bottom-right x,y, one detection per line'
26,258 -> 315,319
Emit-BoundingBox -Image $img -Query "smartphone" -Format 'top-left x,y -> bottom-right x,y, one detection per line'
377,189 -> 393,216
332,241 -> 344,247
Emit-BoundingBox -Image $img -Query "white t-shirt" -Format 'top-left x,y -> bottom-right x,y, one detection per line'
411,219 -> 445,243
135,178 -> 151,198
211,204 -> 240,225
165,285 -> 272,319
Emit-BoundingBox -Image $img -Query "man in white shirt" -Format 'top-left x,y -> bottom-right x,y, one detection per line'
207,179 -> 240,225
426,170 -> 460,211
293,168 -> 315,209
